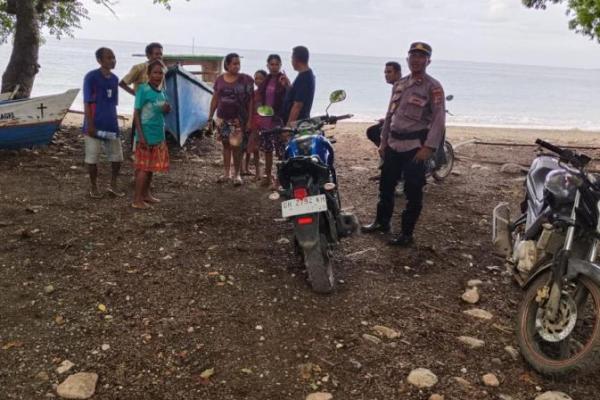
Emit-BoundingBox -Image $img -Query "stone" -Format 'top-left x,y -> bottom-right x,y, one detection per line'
306,393 -> 333,400
462,287 -> 480,304
500,163 -> 525,175
349,359 -> 362,370
429,395 -> 444,400
504,345 -> 519,360
277,237 -> 290,245
56,360 -> 75,374
491,357 -> 502,366
498,395 -> 514,400
452,377 -> 472,388
482,373 -> 500,387
457,336 -> 485,349
362,334 -> 382,345
463,308 -> 493,320
44,285 -> 55,294
56,372 -> 98,399
407,368 -> 438,388
534,392 -> 573,400
101,344 -> 110,351
36,371 -> 50,382
467,279 -> 483,287
372,325 -> 400,339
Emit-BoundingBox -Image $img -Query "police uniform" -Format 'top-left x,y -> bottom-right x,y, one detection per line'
362,42 -> 446,245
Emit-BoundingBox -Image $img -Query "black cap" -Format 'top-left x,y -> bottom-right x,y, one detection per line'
408,42 -> 432,57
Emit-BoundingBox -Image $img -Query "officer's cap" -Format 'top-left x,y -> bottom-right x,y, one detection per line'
408,42 -> 432,57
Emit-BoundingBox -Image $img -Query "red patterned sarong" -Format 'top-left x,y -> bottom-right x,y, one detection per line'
135,141 -> 169,172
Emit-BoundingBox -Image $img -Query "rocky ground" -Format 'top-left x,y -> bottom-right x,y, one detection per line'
1,121 -> 599,400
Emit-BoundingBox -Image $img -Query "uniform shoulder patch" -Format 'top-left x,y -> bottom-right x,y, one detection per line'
431,86 -> 444,106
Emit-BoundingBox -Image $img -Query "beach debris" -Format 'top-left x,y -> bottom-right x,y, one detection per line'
346,247 -> 376,259
268,192 -> 280,201
56,372 -> 98,399
407,368 -> 438,388
361,333 -> 382,345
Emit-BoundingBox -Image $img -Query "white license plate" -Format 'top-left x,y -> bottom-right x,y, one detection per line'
281,194 -> 328,218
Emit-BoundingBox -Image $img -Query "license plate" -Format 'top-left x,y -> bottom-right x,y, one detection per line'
281,194 -> 327,218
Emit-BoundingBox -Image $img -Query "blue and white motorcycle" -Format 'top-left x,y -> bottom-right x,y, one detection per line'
258,90 -> 358,293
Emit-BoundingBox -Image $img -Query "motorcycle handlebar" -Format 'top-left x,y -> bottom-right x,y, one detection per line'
535,138 -> 591,169
535,139 -> 563,156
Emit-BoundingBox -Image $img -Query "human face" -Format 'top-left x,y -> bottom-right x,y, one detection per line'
407,51 -> 429,75
148,47 -> 163,62
384,66 -> 400,85
100,49 -> 116,70
149,64 -> 164,86
267,58 -> 281,75
254,73 -> 266,87
291,56 -> 300,72
226,57 -> 241,74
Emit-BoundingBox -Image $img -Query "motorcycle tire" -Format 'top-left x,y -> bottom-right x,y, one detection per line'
432,141 -> 454,182
516,271 -> 600,377
303,233 -> 335,294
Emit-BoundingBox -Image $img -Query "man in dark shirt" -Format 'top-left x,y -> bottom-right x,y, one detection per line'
282,46 -> 315,126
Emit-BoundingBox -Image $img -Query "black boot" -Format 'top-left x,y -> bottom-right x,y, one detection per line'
388,234 -> 414,247
361,221 -> 391,234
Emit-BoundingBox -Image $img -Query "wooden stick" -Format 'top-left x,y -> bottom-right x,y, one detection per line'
473,140 -> 600,151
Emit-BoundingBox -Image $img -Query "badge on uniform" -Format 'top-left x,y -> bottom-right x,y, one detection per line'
408,94 -> 427,107
432,87 -> 444,106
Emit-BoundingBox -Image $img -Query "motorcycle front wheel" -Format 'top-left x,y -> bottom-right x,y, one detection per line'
303,233 -> 335,294
432,141 -> 454,181
516,271 -> 600,377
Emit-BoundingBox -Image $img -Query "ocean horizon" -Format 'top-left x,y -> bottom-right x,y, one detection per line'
1,37 -> 599,131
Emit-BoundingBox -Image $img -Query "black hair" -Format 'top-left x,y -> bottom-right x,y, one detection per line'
255,70 -> 267,79
267,54 -> 282,63
147,59 -> 166,75
95,47 -> 112,61
145,42 -> 163,57
385,61 -> 401,73
292,46 -> 309,64
224,53 -> 240,71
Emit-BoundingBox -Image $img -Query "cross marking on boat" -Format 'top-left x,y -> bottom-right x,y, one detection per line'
37,103 -> 47,118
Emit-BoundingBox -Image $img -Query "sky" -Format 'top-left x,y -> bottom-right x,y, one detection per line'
75,0 -> 599,68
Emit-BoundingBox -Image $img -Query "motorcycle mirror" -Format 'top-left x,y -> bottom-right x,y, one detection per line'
329,90 -> 347,104
446,94 -> 454,101
257,105 -> 275,117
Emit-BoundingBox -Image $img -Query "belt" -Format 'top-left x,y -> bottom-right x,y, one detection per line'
390,129 -> 428,142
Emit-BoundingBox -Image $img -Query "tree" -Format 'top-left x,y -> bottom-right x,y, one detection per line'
0,0 -> 178,98
523,0 -> 600,42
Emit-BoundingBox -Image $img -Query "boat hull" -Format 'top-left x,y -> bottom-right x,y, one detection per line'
165,66 -> 213,147
0,89 -> 80,150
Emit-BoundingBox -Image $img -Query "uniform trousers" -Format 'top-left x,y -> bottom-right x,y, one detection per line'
375,147 -> 426,236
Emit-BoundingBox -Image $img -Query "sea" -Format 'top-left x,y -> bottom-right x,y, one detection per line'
1,37 -> 599,131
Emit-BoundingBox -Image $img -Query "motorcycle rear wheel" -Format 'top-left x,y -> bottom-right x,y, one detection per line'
516,271 -> 600,377
303,234 -> 335,294
432,141 -> 454,181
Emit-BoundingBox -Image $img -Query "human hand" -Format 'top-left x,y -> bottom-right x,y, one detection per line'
414,146 -> 433,162
88,127 -> 97,138
378,146 -> 386,158
279,74 -> 291,87
162,102 -> 171,113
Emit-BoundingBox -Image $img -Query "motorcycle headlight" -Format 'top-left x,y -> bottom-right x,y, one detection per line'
544,170 -> 582,202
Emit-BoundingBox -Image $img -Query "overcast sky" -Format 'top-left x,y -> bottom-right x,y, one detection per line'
79,0 -> 600,68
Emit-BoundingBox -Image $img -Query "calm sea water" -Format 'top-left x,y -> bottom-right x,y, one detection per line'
1,37 -> 599,130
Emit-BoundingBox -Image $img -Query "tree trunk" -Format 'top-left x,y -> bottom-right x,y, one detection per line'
1,0 -> 40,99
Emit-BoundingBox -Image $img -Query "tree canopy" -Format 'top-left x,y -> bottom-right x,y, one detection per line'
523,0 -> 600,42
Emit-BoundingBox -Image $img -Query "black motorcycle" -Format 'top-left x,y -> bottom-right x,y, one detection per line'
258,90 -> 358,294
493,139 -> 600,377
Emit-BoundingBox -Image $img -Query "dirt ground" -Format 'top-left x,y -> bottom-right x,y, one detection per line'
1,120 -> 599,400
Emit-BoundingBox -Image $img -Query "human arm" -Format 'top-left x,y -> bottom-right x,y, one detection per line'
133,109 -> 145,145
414,85 -> 446,161
84,102 -> 96,138
119,65 -> 142,96
287,101 -> 303,127
119,80 -> 136,96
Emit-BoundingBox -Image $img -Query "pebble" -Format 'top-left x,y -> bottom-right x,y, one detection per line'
306,393 -> 333,400
504,345 -> 519,360
187,327 -> 194,333
277,237 -> 290,245
467,279 -> 483,287
491,357 -> 502,366
498,395 -> 514,400
56,360 -> 75,374
101,344 -> 110,351
452,377 -> 472,388
407,368 -> 438,388
372,325 -> 400,339
36,371 -> 50,382
457,336 -> 485,349
429,395 -> 444,400
463,308 -> 493,320
461,287 -> 480,304
482,373 -> 500,387
500,163 -> 524,175
535,392 -> 573,400
362,333 -> 382,345
44,285 -> 55,294
349,359 -> 362,370
56,372 -> 98,399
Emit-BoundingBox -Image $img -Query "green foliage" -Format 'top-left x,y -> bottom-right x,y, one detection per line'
523,0 -> 600,42
0,0 -> 180,43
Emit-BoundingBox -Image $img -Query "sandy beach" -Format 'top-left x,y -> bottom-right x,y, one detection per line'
1,118 -> 599,399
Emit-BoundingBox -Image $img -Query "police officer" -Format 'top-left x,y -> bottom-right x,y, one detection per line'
361,42 -> 445,246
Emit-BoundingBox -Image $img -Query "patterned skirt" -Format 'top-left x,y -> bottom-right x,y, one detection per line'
135,141 -> 169,172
